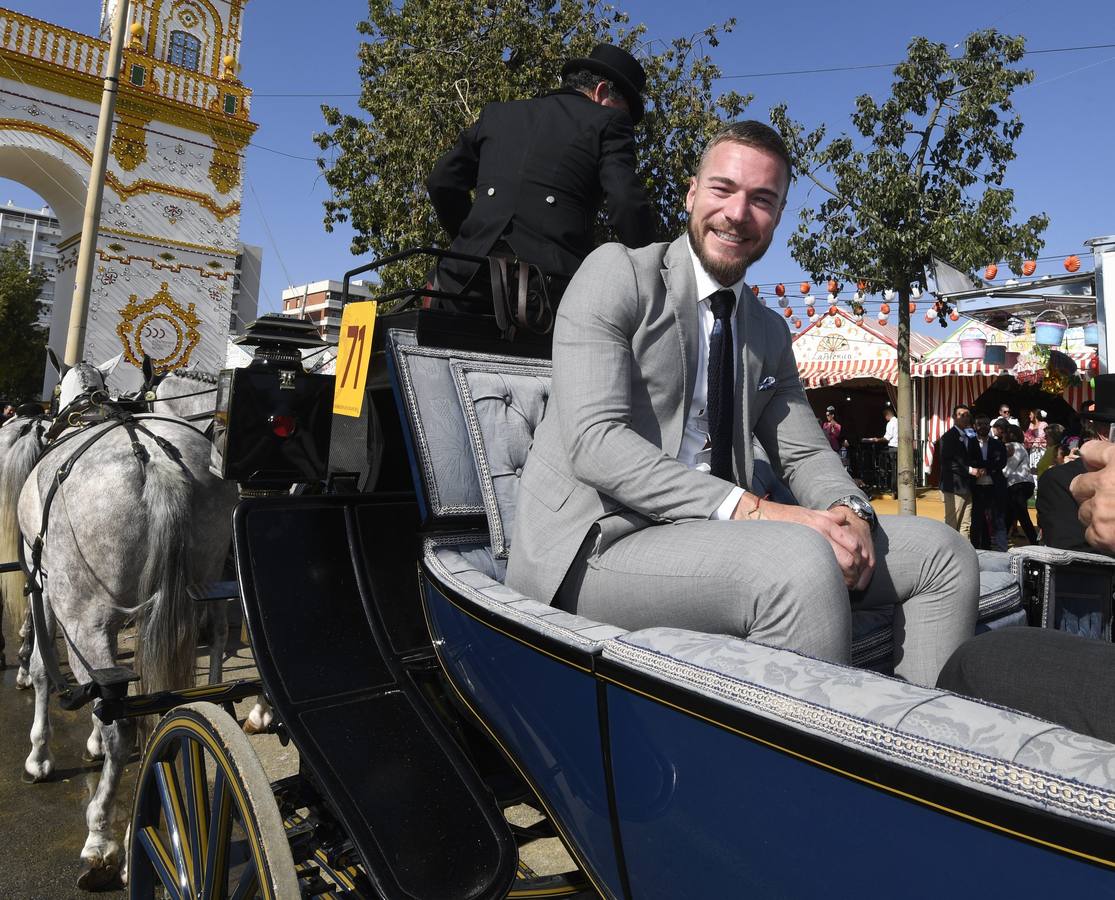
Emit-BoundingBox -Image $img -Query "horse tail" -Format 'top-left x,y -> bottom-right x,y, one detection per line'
133,452 -> 197,698
0,423 -> 44,643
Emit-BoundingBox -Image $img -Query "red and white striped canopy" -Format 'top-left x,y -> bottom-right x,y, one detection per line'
797,357 -> 898,388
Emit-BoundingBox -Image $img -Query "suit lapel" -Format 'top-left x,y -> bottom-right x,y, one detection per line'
663,237 -> 698,457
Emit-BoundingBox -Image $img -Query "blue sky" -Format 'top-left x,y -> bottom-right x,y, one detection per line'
7,0 -> 1115,335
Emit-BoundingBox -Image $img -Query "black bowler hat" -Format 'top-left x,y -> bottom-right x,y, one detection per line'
1082,375 -> 1115,424
562,44 -> 647,123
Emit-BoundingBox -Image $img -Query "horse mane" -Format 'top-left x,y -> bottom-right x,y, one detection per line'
164,369 -> 218,385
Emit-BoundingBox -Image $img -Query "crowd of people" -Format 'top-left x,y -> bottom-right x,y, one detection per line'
938,399 -> 1108,554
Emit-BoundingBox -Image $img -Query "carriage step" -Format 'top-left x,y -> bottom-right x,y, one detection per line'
58,667 -> 139,711
188,580 -> 240,602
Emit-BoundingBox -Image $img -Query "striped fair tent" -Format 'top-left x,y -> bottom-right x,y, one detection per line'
792,311 -> 938,387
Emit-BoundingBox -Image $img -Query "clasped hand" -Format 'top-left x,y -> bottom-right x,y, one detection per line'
1071,441 -> 1115,553
732,495 -> 875,590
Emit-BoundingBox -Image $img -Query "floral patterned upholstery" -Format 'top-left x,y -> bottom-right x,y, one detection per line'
604,627 -> 1115,830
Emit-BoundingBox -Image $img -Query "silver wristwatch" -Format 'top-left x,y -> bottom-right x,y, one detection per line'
828,495 -> 878,533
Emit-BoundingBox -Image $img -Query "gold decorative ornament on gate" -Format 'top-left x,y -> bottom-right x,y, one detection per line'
116,282 -> 202,372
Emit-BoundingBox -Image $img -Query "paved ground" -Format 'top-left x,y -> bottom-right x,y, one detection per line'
0,615 -> 571,897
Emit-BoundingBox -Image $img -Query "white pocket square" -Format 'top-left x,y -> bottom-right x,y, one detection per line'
758,376 -> 777,391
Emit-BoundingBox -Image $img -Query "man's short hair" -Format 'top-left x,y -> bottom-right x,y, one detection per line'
697,121 -> 793,189
562,68 -> 622,103
953,404 -> 971,418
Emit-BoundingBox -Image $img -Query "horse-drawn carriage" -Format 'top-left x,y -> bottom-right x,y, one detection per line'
7,250 -> 1115,898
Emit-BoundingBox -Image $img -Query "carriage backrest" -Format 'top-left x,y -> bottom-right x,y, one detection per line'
387,329 -> 550,539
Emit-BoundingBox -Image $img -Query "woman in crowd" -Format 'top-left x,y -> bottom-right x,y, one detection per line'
998,420 -> 1038,544
1024,409 -> 1048,476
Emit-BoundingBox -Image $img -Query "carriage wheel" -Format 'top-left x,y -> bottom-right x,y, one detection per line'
128,702 -> 299,900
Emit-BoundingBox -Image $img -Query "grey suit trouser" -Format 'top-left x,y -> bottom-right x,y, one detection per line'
556,514 -> 979,687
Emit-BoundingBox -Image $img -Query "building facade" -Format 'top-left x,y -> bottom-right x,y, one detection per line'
280,280 -> 376,344
0,201 -> 61,324
0,1 -> 257,390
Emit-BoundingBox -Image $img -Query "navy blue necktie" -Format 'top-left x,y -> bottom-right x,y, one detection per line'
708,289 -> 736,481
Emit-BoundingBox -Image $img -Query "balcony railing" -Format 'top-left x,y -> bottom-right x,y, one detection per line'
0,8 -> 109,78
0,8 -> 251,118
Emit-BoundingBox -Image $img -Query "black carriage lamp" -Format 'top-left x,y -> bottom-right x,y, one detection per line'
234,313 -> 329,370
215,314 -> 335,488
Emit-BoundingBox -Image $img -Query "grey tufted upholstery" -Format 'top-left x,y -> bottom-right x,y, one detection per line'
451,359 -> 551,558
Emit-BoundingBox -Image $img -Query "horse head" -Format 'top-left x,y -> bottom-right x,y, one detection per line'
56,355 -> 122,410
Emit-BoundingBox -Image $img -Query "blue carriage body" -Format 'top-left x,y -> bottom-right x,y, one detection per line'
385,324 -> 1115,898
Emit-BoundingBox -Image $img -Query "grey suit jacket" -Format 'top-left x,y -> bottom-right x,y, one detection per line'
505,235 -> 865,604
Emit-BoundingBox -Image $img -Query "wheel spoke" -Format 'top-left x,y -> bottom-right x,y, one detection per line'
229,862 -> 260,900
154,759 -> 196,897
136,825 -> 185,900
202,766 -> 234,898
180,735 -> 210,882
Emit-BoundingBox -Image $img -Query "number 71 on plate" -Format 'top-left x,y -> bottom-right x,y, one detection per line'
332,300 -> 377,417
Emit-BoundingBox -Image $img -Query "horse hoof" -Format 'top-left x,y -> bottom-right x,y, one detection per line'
15,670 -> 31,690
81,750 -> 103,763
242,718 -> 262,735
21,769 -> 49,784
77,861 -> 122,891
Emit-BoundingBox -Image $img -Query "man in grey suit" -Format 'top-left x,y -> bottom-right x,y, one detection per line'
505,121 -> 978,686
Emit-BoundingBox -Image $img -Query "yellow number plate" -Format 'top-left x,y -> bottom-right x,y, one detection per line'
332,300 -> 377,417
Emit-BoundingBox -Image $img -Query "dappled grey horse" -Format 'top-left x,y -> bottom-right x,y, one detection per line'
151,366 -> 219,428
17,359 -> 237,888
0,408 -> 47,683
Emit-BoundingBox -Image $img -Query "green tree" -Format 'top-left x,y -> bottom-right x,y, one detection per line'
314,0 -> 749,293
771,30 -> 1047,514
0,242 -> 48,401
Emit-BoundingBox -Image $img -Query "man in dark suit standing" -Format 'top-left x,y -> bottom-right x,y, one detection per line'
939,404 -> 974,539
426,44 -> 656,305
968,413 -> 1008,549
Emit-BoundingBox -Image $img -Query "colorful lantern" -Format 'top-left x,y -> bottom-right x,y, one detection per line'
775,283 -> 786,297
1022,260 -> 1037,276
827,279 -> 839,293
879,302 -> 891,315
984,264 -> 998,280
1065,255 -> 1081,273
834,317 -> 843,328
806,305 -> 815,317
783,307 -> 793,318
877,315 -> 888,325
949,311 -> 959,322
752,285 -> 760,295
793,318 -> 802,329
909,302 -> 917,314
800,281 -> 810,295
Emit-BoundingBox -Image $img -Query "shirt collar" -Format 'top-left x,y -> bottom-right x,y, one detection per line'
687,240 -> 745,305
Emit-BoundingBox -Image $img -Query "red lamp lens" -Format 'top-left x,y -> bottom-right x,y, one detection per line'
269,415 -> 296,438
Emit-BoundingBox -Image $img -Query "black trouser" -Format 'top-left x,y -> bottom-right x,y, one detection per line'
937,627 -> 1115,744
1004,480 -> 1037,543
970,483 -> 1006,550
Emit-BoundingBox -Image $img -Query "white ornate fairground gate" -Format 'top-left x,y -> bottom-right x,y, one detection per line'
0,0 -> 255,391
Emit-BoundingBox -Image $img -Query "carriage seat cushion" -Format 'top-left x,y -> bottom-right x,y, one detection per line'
604,627 -> 1115,830
424,534 -> 626,651
451,359 -> 551,558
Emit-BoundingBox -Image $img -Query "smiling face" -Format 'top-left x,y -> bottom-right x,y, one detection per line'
686,140 -> 788,285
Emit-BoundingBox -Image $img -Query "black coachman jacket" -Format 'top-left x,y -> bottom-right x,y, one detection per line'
426,89 -> 655,293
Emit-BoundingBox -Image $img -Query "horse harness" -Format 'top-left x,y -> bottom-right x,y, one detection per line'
24,393 -> 208,711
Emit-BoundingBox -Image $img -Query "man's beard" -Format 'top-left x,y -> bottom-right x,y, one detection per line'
687,218 -> 770,286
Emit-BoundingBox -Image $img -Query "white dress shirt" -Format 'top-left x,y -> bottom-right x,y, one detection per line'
680,243 -> 746,519
884,416 -> 899,448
